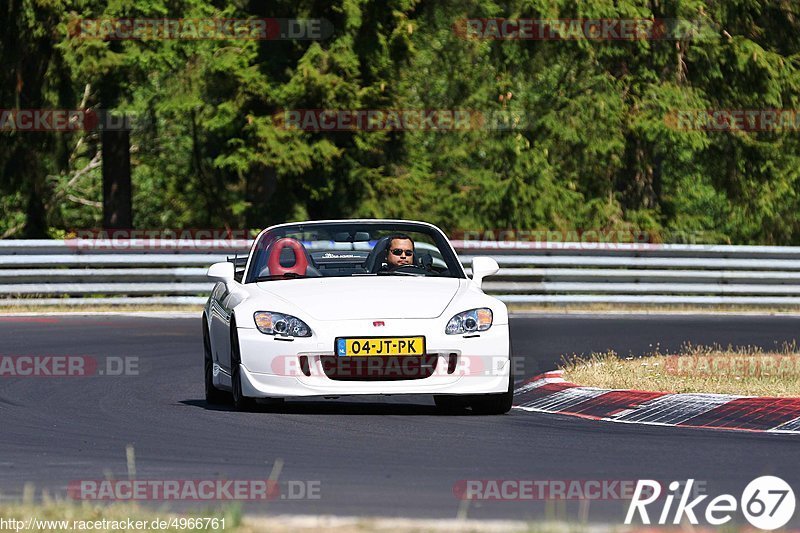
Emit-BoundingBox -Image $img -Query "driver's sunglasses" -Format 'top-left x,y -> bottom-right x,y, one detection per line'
390,248 -> 414,257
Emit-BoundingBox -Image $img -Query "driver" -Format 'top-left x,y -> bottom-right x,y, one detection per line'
383,234 -> 415,270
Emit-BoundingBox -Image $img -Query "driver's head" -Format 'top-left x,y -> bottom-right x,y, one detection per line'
386,234 -> 415,268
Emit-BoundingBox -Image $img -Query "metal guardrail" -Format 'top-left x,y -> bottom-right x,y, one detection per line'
2,239 -> 800,307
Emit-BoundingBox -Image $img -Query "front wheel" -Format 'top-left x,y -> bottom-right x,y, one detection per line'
469,367 -> 514,415
230,319 -> 257,411
231,364 -> 257,411
433,394 -> 469,414
204,316 -> 229,405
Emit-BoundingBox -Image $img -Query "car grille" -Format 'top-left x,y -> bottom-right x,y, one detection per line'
319,354 -> 439,381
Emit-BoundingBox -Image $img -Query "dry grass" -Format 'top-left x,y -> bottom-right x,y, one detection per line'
560,343 -> 800,397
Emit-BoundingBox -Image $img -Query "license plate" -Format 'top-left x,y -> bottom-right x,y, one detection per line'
335,336 -> 426,357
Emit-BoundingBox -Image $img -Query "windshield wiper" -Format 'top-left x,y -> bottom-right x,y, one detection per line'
255,273 -> 307,281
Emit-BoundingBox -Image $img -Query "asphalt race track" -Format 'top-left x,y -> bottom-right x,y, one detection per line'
0,313 -> 798,525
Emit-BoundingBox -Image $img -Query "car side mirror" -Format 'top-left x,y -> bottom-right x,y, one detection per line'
207,261 -> 235,284
471,257 -> 499,289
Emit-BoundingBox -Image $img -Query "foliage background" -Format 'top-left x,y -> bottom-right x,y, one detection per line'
2,0 -> 800,243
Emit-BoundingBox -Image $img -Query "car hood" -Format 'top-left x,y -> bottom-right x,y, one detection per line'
255,277 -> 463,320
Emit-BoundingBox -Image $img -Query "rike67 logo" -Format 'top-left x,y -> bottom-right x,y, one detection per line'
625,476 -> 796,530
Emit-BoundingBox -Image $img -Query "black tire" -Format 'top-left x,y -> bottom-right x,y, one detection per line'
230,318 -> 257,411
258,397 -> 286,410
433,395 -> 469,414
469,366 -> 514,415
203,315 -> 229,405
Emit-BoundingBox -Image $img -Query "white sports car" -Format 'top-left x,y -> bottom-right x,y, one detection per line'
202,219 -> 513,414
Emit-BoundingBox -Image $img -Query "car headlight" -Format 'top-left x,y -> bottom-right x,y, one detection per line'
254,311 -> 312,337
445,308 -> 493,335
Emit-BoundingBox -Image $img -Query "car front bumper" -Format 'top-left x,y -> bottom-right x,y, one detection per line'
235,320 -> 511,398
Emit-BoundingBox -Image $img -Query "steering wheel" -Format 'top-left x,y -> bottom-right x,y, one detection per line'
387,264 -> 429,276
267,238 -> 309,277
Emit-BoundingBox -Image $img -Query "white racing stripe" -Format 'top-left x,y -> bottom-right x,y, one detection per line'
612,393 -> 738,425
512,374 -> 800,434
515,386 -> 608,411
771,416 -> 800,432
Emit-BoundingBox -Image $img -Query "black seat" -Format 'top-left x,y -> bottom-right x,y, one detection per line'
417,251 -> 433,270
363,236 -> 393,273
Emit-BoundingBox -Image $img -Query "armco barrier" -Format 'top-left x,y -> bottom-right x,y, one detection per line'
1,239 -> 800,306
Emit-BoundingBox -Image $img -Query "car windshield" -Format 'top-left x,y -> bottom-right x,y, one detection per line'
244,221 -> 465,283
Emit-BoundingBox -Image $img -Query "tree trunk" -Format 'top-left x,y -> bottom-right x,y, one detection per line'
102,126 -> 132,228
